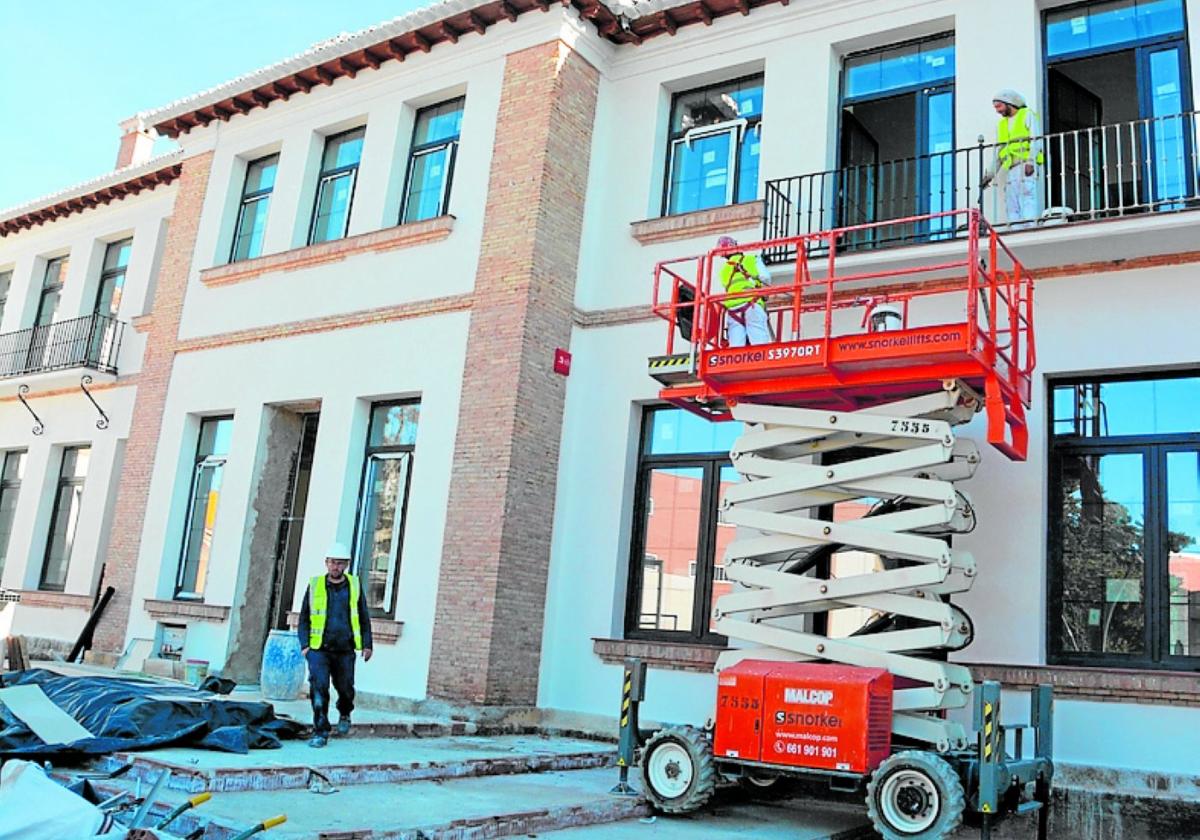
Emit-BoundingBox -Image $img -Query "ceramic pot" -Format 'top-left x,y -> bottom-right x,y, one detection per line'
261,629 -> 305,700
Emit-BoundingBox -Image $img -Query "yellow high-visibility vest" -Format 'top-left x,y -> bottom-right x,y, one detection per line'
997,107 -> 1044,168
308,573 -> 363,650
718,254 -> 764,309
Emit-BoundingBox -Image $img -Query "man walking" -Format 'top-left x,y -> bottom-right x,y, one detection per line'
982,90 -> 1044,229
715,235 -> 773,347
298,544 -> 373,748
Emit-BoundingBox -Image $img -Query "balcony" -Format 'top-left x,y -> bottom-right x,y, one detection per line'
0,314 -> 125,380
763,111 -> 1200,263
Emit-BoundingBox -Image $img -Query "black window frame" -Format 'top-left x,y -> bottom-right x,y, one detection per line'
175,416 -> 233,599
94,238 -> 132,318
308,127 -> 366,246
351,399 -> 419,618
36,256 -> 67,326
0,449 -> 25,582
624,405 -> 732,644
229,154 -> 279,263
661,72 -> 764,218
1047,369 -> 1200,672
39,445 -> 89,592
400,97 -> 465,225
0,269 -> 12,327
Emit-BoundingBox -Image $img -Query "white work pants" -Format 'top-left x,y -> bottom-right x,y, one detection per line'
1006,163 -> 1042,230
727,303 -> 771,347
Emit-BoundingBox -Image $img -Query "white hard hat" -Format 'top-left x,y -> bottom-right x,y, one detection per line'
326,542 -> 352,561
993,89 -> 1026,108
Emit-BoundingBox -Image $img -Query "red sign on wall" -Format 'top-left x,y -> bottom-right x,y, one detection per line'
553,348 -> 571,376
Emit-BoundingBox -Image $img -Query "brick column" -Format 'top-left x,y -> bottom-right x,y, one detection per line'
93,152 -> 214,657
427,41 -> 600,705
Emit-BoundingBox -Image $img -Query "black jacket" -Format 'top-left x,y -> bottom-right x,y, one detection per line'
297,574 -> 374,652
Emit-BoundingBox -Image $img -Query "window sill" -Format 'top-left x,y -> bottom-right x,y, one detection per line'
13,590 -> 93,610
593,637 -> 723,673
964,662 -> 1200,707
200,215 -> 456,287
286,611 -> 403,645
144,598 -> 231,624
630,201 -> 764,246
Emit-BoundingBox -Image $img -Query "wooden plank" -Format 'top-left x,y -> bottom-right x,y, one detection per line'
0,684 -> 95,744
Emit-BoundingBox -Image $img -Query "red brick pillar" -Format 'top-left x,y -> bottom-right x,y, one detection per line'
93,152 -> 214,657
427,41 -> 600,704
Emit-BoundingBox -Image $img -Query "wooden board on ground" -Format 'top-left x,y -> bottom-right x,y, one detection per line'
5,635 -> 27,671
0,683 -> 95,745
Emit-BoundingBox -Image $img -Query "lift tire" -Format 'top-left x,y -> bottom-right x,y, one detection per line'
737,769 -> 783,796
641,726 -> 717,814
866,750 -> 966,840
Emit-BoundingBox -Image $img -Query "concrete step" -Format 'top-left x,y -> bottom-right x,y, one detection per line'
90,765 -> 649,839
95,734 -> 617,793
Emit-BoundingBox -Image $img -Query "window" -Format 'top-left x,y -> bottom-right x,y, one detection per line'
401,98 -> 464,224
1049,372 -> 1200,670
664,75 -> 763,216
352,401 -> 419,616
176,417 -> 233,598
95,239 -> 131,318
626,407 -> 741,641
1046,0 -> 1185,58
0,451 -> 25,581
230,155 -> 279,262
309,128 -> 365,245
0,269 -> 11,327
28,256 -> 67,372
39,447 -> 89,591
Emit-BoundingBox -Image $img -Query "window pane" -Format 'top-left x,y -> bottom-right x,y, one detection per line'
322,128 -> 365,170
647,409 -> 741,456
1138,0 -> 1185,38
1148,48 -> 1187,204
1167,451 -> 1200,658
709,466 -> 741,631
1054,377 -> 1200,437
356,453 -> 411,612
736,125 -> 761,204
311,173 -> 354,243
369,403 -> 420,448
1046,0 -> 1183,57
403,147 -> 452,223
639,466 -> 703,631
36,288 -> 61,326
41,482 -> 84,590
1056,451 -> 1145,655
44,257 -> 67,288
3,450 -> 25,482
244,155 -> 279,194
179,462 -> 223,595
232,196 -> 271,261
845,37 -> 954,99
414,99 -> 464,145
0,482 -> 18,580
103,239 -> 132,271
61,447 -> 90,479
668,131 -> 733,214
198,417 -> 234,458
0,271 -> 11,299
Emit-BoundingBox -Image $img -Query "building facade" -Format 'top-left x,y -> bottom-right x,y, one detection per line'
1,0 -> 1198,789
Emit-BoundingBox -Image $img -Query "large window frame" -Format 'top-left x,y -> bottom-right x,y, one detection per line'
0,450 -> 25,582
624,406 -> 736,644
400,98 -> 465,224
1048,370 -> 1200,672
230,154 -> 279,262
351,400 -> 419,618
39,446 -> 89,592
175,416 -> 233,599
308,127 -> 365,245
662,73 -> 764,217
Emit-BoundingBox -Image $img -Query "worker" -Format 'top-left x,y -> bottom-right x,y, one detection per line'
298,544 -> 373,748
716,235 -> 773,347
981,89 -> 1044,229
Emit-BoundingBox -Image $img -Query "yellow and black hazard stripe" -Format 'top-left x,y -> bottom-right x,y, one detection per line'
982,700 -> 996,761
617,668 -> 634,767
647,354 -> 690,369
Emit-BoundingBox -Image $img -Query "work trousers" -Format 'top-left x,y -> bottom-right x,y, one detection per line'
1005,162 -> 1042,230
306,649 -> 356,736
727,302 -> 772,347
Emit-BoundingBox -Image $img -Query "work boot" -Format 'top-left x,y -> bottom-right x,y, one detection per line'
335,717 -> 351,737
308,735 -> 328,748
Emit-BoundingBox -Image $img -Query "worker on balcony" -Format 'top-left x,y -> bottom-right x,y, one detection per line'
716,235 -> 773,347
298,543 -> 373,748
982,89 -> 1044,229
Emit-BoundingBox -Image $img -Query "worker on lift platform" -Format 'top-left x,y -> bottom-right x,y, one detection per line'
981,89 -> 1044,229
715,235 -> 773,347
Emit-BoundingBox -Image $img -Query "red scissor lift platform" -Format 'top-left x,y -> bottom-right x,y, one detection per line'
649,209 -> 1035,459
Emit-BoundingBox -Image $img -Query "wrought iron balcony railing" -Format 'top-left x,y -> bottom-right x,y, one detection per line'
763,110 -> 1200,260
0,313 -> 124,379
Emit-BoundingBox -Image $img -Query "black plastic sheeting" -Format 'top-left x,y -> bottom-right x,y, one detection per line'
0,669 -> 303,758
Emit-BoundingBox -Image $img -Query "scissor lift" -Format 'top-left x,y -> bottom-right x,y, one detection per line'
633,211 -> 1053,840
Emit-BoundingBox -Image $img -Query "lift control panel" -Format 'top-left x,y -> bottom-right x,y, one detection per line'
714,661 -> 893,774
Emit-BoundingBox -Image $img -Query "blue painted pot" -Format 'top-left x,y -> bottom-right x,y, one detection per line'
261,629 -> 306,700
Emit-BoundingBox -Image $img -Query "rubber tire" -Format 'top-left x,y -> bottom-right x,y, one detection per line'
640,726 -> 717,814
866,751 -> 966,840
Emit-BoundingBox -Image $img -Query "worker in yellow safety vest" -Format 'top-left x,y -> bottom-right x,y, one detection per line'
297,543 -> 373,748
715,235 -> 773,347
981,89 -> 1044,229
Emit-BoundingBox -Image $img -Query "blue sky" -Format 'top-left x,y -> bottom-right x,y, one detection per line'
0,1 -> 431,211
